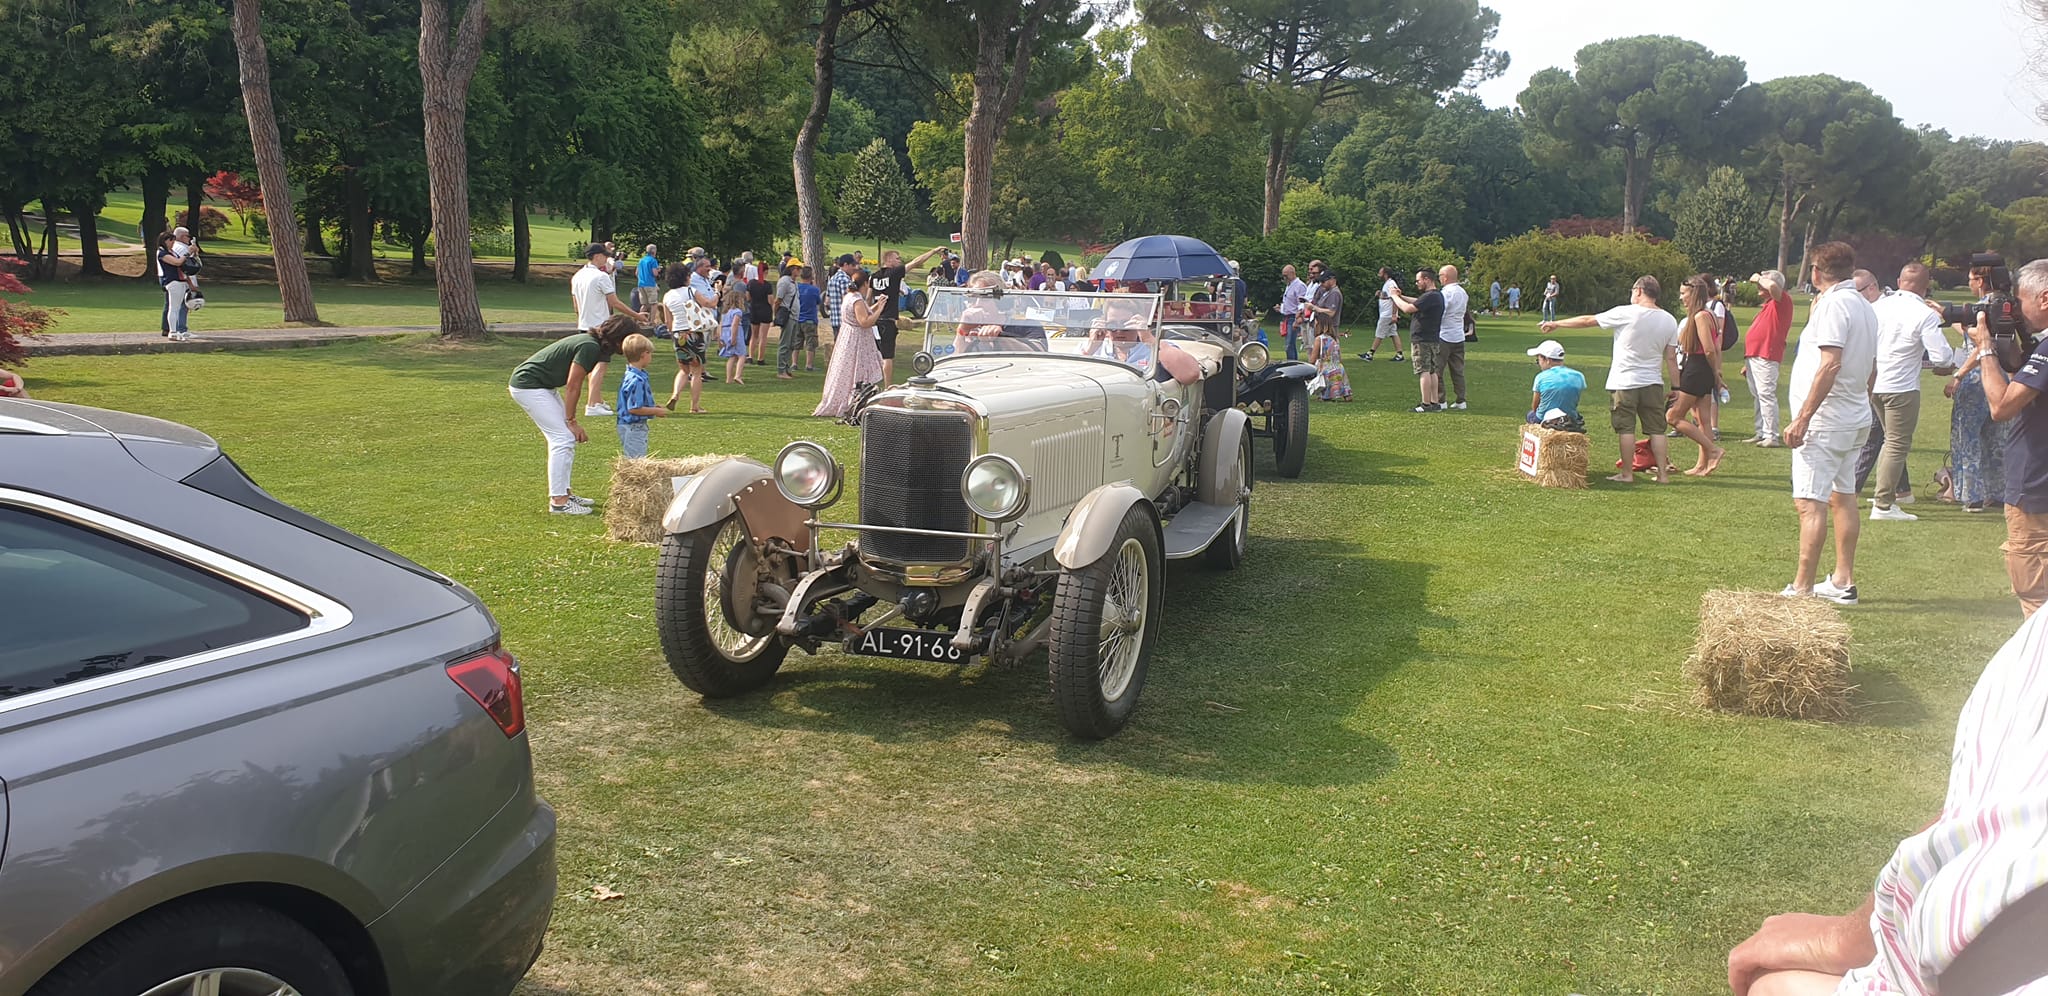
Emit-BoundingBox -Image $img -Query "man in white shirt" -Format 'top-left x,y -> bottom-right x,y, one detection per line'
1854,264 -> 1955,521
1438,264 -> 1470,409
1275,264 -> 1310,361
1541,275 -> 1679,484
1783,242 -> 1880,605
1360,266 -> 1406,364
571,243 -> 642,416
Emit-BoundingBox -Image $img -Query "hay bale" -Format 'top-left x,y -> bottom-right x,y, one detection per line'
1684,590 -> 1854,720
605,454 -> 743,544
1517,425 -> 1590,489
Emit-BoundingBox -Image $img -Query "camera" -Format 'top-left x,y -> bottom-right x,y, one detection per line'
1941,253 -> 2032,372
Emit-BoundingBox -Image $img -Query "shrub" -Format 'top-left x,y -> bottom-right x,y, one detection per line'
250,212 -> 270,244
1723,281 -> 1762,308
174,206 -> 232,239
1470,233 -> 1694,317
0,257 -> 56,366
1225,226 -> 1463,312
1673,167 -> 1773,277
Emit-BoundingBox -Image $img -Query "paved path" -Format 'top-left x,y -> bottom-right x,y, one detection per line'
27,322 -> 577,357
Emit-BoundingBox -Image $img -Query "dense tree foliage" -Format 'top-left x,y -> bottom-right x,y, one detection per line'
1673,167 -> 1774,277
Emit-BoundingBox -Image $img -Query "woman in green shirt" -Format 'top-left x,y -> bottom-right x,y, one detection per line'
509,316 -> 636,514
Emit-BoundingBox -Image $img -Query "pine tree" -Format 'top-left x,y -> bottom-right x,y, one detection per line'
1674,167 -> 1775,276
837,138 -> 919,258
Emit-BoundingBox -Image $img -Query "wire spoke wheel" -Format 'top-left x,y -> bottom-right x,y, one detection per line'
1096,536 -> 1149,700
705,518 -> 772,662
658,514 -> 789,697
1049,504 -> 1162,739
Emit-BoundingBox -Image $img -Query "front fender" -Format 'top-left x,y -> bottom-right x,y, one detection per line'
1054,483 -> 1155,569
1199,408 -> 1251,506
661,456 -> 772,536
1239,361 -> 1316,399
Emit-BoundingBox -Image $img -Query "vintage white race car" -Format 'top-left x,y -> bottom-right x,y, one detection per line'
653,286 -> 1269,738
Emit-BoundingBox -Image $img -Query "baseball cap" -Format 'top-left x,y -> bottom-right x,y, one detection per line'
1527,340 -> 1566,360
584,243 -> 610,259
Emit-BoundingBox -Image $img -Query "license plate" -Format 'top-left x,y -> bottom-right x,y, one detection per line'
847,627 -> 967,664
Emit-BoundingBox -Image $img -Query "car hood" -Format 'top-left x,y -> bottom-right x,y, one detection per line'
912,356 -> 1143,415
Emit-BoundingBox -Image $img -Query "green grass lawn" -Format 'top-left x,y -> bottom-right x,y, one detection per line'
18,312 -> 2012,994
23,274 -> 579,334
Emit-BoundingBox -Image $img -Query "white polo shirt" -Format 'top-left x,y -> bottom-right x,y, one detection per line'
1788,282 -> 1879,432
1597,304 -> 1680,391
1870,290 -> 1953,395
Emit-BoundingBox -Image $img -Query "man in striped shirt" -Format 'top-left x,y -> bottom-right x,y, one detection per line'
1728,610 -> 2048,995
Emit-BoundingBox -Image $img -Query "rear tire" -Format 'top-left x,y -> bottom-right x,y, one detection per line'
1048,504 -> 1162,739
1272,380 -> 1309,479
1205,432 -> 1252,570
657,516 -> 788,697
28,900 -> 353,996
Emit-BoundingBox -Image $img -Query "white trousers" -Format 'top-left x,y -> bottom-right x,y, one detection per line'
1747,358 -> 1781,442
165,281 -> 188,333
509,386 -> 576,498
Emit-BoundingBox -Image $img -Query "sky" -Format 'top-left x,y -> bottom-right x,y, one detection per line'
1469,0 -> 2046,142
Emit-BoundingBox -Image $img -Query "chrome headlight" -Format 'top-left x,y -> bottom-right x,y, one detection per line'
961,454 -> 1030,522
1238,340 -> 1270,373
774,441 -> 840,507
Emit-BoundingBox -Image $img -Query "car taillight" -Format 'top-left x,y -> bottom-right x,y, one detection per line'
447,645 -> 525,738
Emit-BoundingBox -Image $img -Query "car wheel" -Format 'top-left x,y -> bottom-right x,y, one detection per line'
1048,504 -> 1162,739
1205,431 -> 1252,571
1272,380 -> 1309,479
657,515 -> 788,697
27,900 -> 353,996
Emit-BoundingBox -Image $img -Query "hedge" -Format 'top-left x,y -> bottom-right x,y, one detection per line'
1224,227 -> 1463,313
1469,233 -> 1695,317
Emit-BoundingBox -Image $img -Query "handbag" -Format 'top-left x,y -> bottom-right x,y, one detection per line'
682,296 -> 718,334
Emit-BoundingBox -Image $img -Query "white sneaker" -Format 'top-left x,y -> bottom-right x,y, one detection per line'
563,493 -> 596,507
1778,584 -> 1810,599
1449,401 -> 1468,410
584,402 -> 615,417
549,501 -> 593,516
1870,504 -> 1918,521
1813,576 -> 1859,606
1897,493 -> 1917,505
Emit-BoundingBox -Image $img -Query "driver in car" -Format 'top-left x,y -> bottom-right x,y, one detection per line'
1084,297 -> 1202,384
953,271 -> 1050,354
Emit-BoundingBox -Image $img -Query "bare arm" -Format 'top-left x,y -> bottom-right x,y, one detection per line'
907,246 -> 945,270
1727,894 -> 1877,996
1970,317 -> 2042,422
1389,294 -> 1418,316
1541,315 -> 1600,331
605,291 -> 640,319
562,362 -> 588,414
1785,346 -> 1843,448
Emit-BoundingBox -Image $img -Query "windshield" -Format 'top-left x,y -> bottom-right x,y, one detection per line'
920,287 -> 1163,375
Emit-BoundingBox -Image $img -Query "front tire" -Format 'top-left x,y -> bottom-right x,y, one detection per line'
657,516 -> 788,697
1272,379 -> 1310,478
1048,504 -> 1163,739
1205,431 -> 1252,570
28,900 -> 353,996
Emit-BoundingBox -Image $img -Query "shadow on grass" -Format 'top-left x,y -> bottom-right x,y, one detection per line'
701,538 -> 1440,788
1846,665 -> 1931,729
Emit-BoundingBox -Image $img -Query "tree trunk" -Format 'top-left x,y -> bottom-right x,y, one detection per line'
231,0 -> 321,324
1262,129 -> 1289,235
74,199 -> 103,277
185,177 -> 205,237
511,189 -> 530,283
37,204 -> 58,281
1622,150 -> 1647,234
138,168 -> 170,282
1776,177 -> 1796,273
961,4 -> 1037,272
4,205 -> 29,259
303,204 -> 328,258
410,227 -> 429,274
344,163 -> 375,281
419,0 -> 488,339
794,0 -> 846,287
1797,218 -> 1817,290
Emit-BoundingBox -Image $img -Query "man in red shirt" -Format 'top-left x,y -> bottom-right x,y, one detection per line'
1744,268 -> 1795,447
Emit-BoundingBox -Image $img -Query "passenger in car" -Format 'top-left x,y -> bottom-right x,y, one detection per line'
953,272 -> 1049,353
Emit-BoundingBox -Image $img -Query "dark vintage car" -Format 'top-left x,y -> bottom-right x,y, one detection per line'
1094,235 -> 1315,478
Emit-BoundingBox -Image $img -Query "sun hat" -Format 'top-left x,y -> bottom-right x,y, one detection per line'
1527,340 -> 1566,360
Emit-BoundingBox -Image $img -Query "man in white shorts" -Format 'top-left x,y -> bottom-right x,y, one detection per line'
1783,241 -> 1878,605
1359,266 -> 1405,363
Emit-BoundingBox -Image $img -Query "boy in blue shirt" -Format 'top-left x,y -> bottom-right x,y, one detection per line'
794,268 -> 824,372
615,334 -> 668,458
1526,339 -> 1586,431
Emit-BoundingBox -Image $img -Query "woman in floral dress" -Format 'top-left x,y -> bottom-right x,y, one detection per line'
1309,328 -> 1352,401
813,268 -> 882,418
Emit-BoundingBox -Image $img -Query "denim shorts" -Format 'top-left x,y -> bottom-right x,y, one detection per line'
617,420 -> 649,459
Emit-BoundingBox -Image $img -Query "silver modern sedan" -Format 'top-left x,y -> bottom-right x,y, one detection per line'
0,398 -> 555,996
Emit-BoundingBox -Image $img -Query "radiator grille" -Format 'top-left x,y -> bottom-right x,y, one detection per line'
859,407 -> 976,563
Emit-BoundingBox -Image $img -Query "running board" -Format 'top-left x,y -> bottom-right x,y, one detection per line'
1161,501 -> 1238,560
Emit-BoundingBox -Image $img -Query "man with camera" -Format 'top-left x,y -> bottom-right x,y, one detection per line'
1956,256 -> 2048,616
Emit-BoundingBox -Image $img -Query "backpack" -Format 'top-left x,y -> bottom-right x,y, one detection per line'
1713,300 -> 1736,352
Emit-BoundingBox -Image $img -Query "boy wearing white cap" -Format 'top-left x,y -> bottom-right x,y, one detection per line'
1527,339 -> 1585,429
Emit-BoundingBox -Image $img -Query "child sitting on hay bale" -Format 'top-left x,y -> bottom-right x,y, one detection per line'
606,454 -> 743,544
1684,589 -> 1853,719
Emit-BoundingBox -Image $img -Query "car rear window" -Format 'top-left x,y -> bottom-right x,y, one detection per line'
182,454 -> 449,584
0,506 -> 308,700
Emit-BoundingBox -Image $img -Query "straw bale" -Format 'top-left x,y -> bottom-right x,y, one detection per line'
605,454 -> 743,544
1684,590 -> 1854,720
1519,425 -> 1590,489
